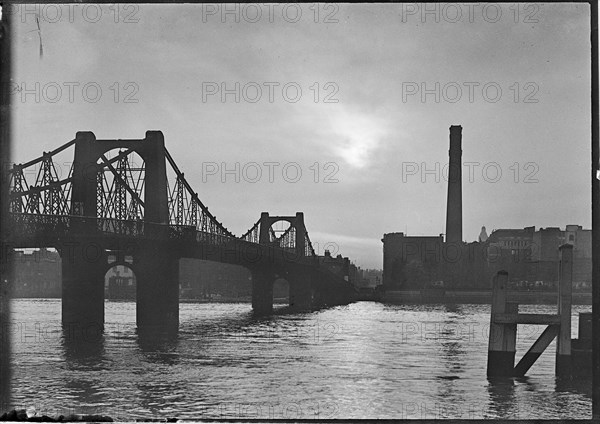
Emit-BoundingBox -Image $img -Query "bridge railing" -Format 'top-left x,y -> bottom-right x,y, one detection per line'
8,214 -> 353,280
168,224 -> 235,246
8,213 -> 144,239
9,212 -> 71,237
8,212 -> 238,245
97,217 -> 144,237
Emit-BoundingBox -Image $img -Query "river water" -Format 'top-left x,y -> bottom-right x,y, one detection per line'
8,299 -> 592,420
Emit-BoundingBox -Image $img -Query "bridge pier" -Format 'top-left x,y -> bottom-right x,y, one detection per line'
251,270 -> 274,315
135,244 -> 179,330
289,272 -> 313,310
61,244 -> 106,334
314,285 -> 333,308
314,284 -> 338,308
313,287 -> 327,308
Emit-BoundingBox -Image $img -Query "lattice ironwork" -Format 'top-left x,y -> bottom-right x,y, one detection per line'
268,222 -> 316,257
96,149 -> 145,235
9,166 -> 25,213
304,231 -> 317,257
9,143 -> 74,216
240,219 -> 260,244
164,148 -> 235,242
168,174 -> 191,226
7,136 -> 322,262
277,225 -> 296,250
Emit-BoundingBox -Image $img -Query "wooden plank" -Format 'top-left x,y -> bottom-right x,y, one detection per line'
514,325 -> 559,377
493,313 -> 561,325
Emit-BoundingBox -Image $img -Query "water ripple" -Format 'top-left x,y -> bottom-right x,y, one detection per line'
8,299 -> 592,420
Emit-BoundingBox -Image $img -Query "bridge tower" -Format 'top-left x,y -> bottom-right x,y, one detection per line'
250,212 -> 276,314
63,131 -> 179,331
287,212 -> 314,310
251,212 -> 314,313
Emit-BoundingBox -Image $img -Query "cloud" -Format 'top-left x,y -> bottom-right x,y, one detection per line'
319,106 -> 389,169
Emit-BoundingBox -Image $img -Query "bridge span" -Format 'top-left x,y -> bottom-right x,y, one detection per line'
7,131 -> 356,330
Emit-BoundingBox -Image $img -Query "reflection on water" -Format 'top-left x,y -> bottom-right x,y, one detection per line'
555,376 -> 593,398
62,328 -> 106,367
136,328 -> 179,360
486,378 -> 516,418
9,299 -> 592,420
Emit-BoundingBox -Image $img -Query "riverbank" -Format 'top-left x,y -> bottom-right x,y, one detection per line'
381,290 -> 592,305
179,296 -> 290,304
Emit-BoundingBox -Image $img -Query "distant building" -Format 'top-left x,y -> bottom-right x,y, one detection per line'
381,233 -> 445,289
486,226 -> 535,260
487,225 -> 591,285
319,250 -> 351,281
105,265 -> 136,300
533,225 -> 591,284
485,227 -> 535,265
532,227 -> 563,262
178,259 -> 251,299
566,225 -> 592,285
360,269 -> 383,288
12,248 -> 61,298
381,225 -> 592,291
565,224 -> 592,256
486,226 -> 535,281
382,126 -> 591,291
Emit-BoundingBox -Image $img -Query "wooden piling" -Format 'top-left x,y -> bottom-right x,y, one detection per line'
487,271 -> 517,377
572,312 -> 592,377
579,312 -> 592,341
556,244 -> 573,377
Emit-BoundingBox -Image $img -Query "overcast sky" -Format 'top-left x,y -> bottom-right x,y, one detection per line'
10,3 -> 591,269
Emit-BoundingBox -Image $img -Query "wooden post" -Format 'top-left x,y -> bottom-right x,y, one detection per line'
487,271 -> 517,377
579,312 -> 592,341
556,244 -> 573,377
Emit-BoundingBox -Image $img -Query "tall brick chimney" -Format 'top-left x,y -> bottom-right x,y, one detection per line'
445,125 -> 462,244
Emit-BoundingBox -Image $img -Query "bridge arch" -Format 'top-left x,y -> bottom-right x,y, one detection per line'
77,133 -> 156,169
273,276 -> 290,305
268,219 -> 292,235
104,262 -> 137,301
258,212 -> 308,258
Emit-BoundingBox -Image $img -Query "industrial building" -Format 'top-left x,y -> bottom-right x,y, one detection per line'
381,126 -> 592,291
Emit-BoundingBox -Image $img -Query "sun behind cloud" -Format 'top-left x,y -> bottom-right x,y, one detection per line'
327,107 -> 388,168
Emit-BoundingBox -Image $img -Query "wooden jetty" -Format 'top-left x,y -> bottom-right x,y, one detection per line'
487,244 -> 591,377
